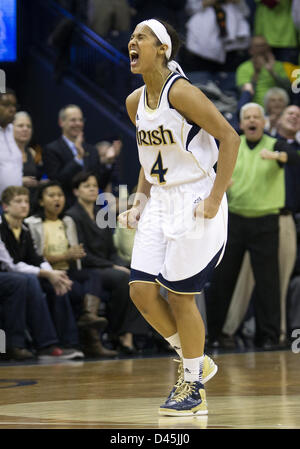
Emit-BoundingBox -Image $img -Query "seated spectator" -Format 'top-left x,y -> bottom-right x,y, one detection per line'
42,105 -> 106,208
206,102 -> 285,351
67,171 -> 150,354
254,0 -> 299,65
263,87 -> 290,136
0,90 -> 22,201
0,185 -> 86,359
0,267 -> 74,361
13,111 -> 46,204
236,35 -> 291,107
25,181 -> 117,358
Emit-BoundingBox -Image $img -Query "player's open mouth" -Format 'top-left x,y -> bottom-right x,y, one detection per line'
130,50 -> 139,67
248,125 -> 257,132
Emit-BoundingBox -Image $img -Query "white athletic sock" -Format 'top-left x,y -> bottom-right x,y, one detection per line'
183,356 -> 205,383
165,333 -> 183,358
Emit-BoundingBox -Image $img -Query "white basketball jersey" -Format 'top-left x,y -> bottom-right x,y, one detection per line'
136,72 -> 219,197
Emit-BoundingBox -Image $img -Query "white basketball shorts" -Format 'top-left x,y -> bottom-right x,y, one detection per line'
129,180 -> 228,294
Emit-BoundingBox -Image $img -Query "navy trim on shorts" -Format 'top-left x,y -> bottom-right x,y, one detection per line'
156,246 -> 223,294
129,268 -> 157,284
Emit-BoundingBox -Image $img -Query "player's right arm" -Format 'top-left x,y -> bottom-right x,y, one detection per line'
125,87 -> 142,125
118,89 -> 151,229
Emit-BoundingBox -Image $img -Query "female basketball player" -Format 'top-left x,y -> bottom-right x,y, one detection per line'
118,19 -> 240,416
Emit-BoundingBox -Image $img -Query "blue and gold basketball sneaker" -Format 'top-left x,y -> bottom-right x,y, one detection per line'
167,355 -> 217,401
159,381 -> 208,416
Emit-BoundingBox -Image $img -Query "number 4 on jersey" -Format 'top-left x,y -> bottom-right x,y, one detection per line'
150,151 -> 168,184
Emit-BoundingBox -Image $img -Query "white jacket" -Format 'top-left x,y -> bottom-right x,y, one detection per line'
25,215 -> 82,270
186,2 -> 250,63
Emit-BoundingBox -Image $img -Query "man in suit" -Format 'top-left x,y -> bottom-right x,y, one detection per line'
43,104 -> 105,208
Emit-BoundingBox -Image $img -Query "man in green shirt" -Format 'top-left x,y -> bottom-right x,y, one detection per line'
236,36 -> 290,106
254,0 -> 299,65
206,102 -> 284,351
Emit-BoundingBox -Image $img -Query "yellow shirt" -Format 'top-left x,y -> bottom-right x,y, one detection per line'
11,227 -> 21,241
4,213 -> 22,241
43,219 -> 69,270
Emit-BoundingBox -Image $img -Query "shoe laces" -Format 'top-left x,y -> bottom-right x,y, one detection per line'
172,381 -> 197,403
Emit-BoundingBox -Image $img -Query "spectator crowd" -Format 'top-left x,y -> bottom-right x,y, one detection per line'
1,0 -> 300,361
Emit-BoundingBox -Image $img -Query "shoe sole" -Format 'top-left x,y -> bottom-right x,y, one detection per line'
202,363 -> 218,384
158,408 -> 208,416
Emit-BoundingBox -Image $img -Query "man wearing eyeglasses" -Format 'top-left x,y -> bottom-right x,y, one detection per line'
0,89 -> 22,201
43,104 -> 104,208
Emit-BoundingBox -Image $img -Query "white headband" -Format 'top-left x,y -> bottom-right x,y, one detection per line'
139,19 -> 172,60
139,19 -> 186,77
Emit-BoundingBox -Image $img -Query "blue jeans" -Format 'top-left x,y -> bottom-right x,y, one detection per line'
40,278 -> 80,347
0,272 -> 58,349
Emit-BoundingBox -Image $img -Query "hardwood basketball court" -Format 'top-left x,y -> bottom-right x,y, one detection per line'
0,349 -> 299,429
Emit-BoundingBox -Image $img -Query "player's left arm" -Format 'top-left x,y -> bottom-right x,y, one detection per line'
169,79 -> 240,218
